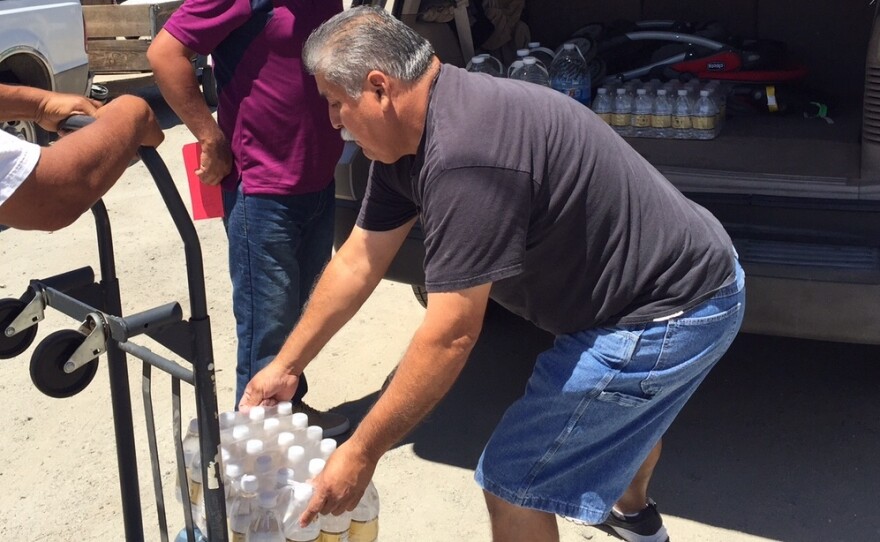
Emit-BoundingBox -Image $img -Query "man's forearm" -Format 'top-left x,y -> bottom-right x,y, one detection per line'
0,84 -> 55,122
148,32 -> 222,144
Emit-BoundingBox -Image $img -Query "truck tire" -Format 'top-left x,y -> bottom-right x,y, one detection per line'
2,119 -> 51,145
412,285 -> 428,308
201,64 -> 218,107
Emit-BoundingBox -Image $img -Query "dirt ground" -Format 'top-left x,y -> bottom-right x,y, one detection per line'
2,77 -> 878,542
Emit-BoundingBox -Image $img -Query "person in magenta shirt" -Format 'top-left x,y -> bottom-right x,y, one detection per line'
148,0 -> 349,435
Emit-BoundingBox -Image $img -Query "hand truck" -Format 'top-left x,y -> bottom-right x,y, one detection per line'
0,116 -> 228,541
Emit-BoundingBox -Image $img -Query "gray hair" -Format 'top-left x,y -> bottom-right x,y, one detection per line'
303,6 -> 435,98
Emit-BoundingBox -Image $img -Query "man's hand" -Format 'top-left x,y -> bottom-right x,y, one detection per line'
300,441 -> 378,526
238,361 -> 300,408
36,93 -> 101,132
196,136 -> 233,185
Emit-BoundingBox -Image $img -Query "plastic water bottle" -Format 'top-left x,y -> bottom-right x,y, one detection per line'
651,88 -> 673,138
349,482 -> 380,542
527,41 -> 556,67
630,88 -> 653,137
229,474 -> 259,542
591,87 -> 612,124
692,89 -> 718,140
306,458 -> 352,541
319,438 -> 337,461
246,491 -> 285,542
507,59 -> 524,78
611,87 -> 633,136
283,484 -> 322,542
511,56 -> 550,87
672,89 -> 694,139
173,527 -> 209,542
176,418 -> 201,502
549,43 -> 591,107
477,53 -> 504,76
466,55 -> 500,77
287,445 -> 309,483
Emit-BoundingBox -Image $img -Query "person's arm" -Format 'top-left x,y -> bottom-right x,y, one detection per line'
300,281 -> 492,524
239,217 -> 419,406
0,94 -> 164,230
147,30 -> 231,185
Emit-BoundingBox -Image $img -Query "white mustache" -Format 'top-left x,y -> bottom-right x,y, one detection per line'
340,128 -> 356,141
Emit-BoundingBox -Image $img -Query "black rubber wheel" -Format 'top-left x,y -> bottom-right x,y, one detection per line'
412,285 -> 428,308
201,64 -> 219,107
0,298 -> 38,359
30,329 -> 99,398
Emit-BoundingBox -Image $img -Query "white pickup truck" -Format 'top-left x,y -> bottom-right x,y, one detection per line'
0,0 -> 91,144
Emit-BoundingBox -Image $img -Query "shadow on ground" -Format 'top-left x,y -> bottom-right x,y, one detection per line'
334,305 -> 880,542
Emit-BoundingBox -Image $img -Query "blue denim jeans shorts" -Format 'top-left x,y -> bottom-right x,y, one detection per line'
475,260 -> 745,523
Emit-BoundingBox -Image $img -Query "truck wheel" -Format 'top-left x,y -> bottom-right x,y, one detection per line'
2,119 -> 50,145
201,64 -> 219,107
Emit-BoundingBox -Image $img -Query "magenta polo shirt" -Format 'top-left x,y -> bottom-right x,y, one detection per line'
163,0 -> 343,195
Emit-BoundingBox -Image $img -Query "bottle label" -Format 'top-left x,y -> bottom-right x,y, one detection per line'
611,113 -> 630,127
189,480 -> 203,506
693,116 -> 716,130
320,531 -> 349,542
651,115 -> 672,129
672,115 -> 692,129
631,114 -> 650,128
597,112 -> 612,124
349,518 -> 379,541
232,532 -> 247,542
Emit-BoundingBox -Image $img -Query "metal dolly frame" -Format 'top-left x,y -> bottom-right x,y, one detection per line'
0,118 -> 228,541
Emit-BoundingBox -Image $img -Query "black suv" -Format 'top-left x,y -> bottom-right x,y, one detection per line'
335,0 -> 880,345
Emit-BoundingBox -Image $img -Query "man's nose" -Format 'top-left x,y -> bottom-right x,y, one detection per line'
329,108 -> 342,130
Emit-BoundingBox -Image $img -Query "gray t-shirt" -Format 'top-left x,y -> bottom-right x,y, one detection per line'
358,65 -> 735,335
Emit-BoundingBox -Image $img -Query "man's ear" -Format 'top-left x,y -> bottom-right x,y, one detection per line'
366,70 -> 390,101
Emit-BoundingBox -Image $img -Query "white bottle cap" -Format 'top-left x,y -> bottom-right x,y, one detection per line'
294,483 -> 313,502
470,56 -> 485,64
523,57 -> 537,65
306,426 -> 323,443
277,401 -> 293,417
678,89 -> 688,96
563,42 -> 576,50
319,438 -> 337,459
657,89 -> 667,96
220,447 -> 231,464
247,406 -> 266,423
259,490 -> 277,509
637,88 -> 647,95
597,87 -> 607,94
287,445 -> 306,465
291,412 -> 308,430
188,418 -> 200,435
308,458 -> 326,479
528,41 -> 541,48
700,89 -> 710,96
617,88 -> 626,95
516,48 -> 529,58
225,462 -> 243,480
277,432 -> 296,449
232,424 -> 251,442
245,439 -> 265,456
263,417 -> 281,434
240,474 -> 259,493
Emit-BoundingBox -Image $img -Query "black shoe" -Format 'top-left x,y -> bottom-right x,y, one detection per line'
601,499 -> 669,542
291,401 -> 350,438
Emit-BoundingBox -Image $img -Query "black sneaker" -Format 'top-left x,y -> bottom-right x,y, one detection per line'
291,401 -> 351,438
601,499 -> 669,542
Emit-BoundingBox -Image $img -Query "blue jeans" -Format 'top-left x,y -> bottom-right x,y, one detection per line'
476,260 -> 745,523
223,182 -> 335,407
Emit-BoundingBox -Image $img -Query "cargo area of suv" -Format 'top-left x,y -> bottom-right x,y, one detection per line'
334,0 -> 880,344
